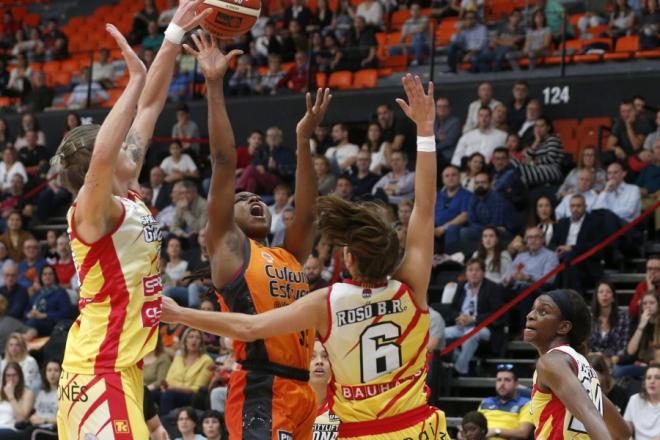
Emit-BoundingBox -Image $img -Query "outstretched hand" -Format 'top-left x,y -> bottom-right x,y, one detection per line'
160,296 -> 182,324
172,0 -> 213,32
106,24 -> 146,78
184,31 -> 243,82
395,74 -> 435,134
296,88 -> 333,139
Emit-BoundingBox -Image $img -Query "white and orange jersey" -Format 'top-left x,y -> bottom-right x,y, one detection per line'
531,345 -> 603,440
63,190 -> 163,375
321,279 -> 430,424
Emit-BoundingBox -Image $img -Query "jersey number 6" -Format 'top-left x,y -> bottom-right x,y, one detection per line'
359,322 -> 403,382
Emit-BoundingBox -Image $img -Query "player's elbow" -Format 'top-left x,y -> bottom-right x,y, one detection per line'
234,321 -> 258,342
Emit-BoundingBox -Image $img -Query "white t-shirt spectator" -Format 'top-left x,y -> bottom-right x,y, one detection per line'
67,81 -> 110,109
165,260 -> 189,283
0,161 -> 28,191
623,393 -> 660,440
325,143 -> 360,170
160,154 -> 198,177
357,1 -> 384,28
451,128 -> 507,166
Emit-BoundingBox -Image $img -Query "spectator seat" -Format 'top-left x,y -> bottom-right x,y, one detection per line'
603,35 -> 639,61
353,69 -> 377,88
328,70 -> 353,90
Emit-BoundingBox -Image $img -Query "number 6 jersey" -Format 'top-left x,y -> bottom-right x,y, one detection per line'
320,279 -> 430,424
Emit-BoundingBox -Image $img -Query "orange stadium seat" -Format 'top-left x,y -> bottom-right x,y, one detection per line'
48,71 -> 72,88
353,69 -> 378,88
553,119 -> 579,158
577,117 -> 611,148
23,14 -> 41,27
328,70 -> 353,90
435,18 -> 458,46
383,54 -> 408,71
603,35 -> 638,61
635,48 -> 660,59
42,61 -> 61,75
390,10 -> 411,31
316,72 -> 328,88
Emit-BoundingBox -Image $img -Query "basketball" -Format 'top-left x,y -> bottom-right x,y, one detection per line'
197,0 -> 261,38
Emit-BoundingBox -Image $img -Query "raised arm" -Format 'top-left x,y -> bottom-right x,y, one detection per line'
161,288 -> 328,341
537,352 -> 614,440
184,32 -> 244,285
125,0 -> 210,191
74,25 -> 146,241
284,88 -> 332,262
393,74 -> 436,308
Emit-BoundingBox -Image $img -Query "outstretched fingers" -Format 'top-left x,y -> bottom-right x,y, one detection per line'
225,49 -> 244,64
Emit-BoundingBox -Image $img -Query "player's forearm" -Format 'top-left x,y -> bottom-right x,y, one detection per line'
137,41 -> 179,112
294,135 -> 318,225
206,80 -> 237,168
175,307 -> 255,342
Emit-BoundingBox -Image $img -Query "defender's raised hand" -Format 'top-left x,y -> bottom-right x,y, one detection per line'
184,31 -> 242,82
296,88 -> 333,139
106,24 -> 146,79
395,74 -> 435,135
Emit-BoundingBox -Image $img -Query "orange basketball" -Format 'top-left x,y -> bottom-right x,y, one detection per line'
197,0 -> 261,38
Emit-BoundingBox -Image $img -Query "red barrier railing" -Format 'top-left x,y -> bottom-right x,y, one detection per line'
441,200 -> 660,356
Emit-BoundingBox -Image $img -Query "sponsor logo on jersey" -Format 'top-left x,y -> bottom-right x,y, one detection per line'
113,420 -> 131,434
362,288 -> 372,299
264,263 -> 308,302
143,274 -> 163,296
336,299 -> 406,326
278,431 -> 293,440
340,369 -> 422,400
58,381 -> 88,403
141,215 -> 162,243
141,297 -> 162,327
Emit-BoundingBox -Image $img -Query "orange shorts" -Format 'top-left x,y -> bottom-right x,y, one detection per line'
225,369 -> 316,440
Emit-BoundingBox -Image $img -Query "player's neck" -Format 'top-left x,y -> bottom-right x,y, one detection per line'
311,383 -> 327,409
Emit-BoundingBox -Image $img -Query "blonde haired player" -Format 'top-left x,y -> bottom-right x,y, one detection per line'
163,74 -> 450,439
54,2 -> 209,439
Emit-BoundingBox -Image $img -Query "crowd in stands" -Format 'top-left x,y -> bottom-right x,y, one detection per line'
0,0 -> 657,438
0,0 -> 658,110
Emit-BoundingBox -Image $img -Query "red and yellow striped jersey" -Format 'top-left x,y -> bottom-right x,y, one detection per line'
531,345 -> 603,440
62,191 -> 163,374
216,239 -> 313,370
321,279 -> 430,423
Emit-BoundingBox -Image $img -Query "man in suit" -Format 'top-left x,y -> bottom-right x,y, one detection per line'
552,193 -> 603,293
149,166 -> 172,211
444,258 -> 504,376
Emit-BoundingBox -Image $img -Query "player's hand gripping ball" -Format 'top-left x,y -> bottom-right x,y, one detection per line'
196,0 -> 261,38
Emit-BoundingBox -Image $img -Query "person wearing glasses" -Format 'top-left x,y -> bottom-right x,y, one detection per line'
502,226 -> 559,333
477,364 -> 533,439
524,289 -> 630,439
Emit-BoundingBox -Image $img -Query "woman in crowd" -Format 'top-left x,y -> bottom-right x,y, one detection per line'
0,362 -> 34,439
0,148 -> 28,193
201,410 -> 225,440
590,281 -> 630,364
512,116 -> 564,188
362,122 -> 388,174
508,195 -> 557,257
557,145 -> 606,198
623,363 -> 660,440
143,334 -> 172,396
507,8 -> 551,70
160,328 -> 213,416
587,353 -> 631,414
13,113 -> 45,151
23,265 -> 70,337
1,333 -> 40,393
608,0 -> 635,43
53,234 -> 75,289
617,291 -> 660,379
62,111 -> 81,137
313,155 -> 337,196
163,236 -> 191,306
461,152 -> 485,192
473,226 -> 512,284
505,133 -> 524,161
174,406 -> 205,440
0,212 -> 32,263
23,359 -> 61,439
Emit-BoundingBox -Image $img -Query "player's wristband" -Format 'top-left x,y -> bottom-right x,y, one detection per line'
417,135 -> 436,152
164,22 -> 185,44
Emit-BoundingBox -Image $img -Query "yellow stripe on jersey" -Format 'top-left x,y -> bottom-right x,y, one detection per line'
322,279 -> 429,423
63,192 -> 163,375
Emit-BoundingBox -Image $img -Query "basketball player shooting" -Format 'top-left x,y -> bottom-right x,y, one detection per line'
177,31 -> 332,439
